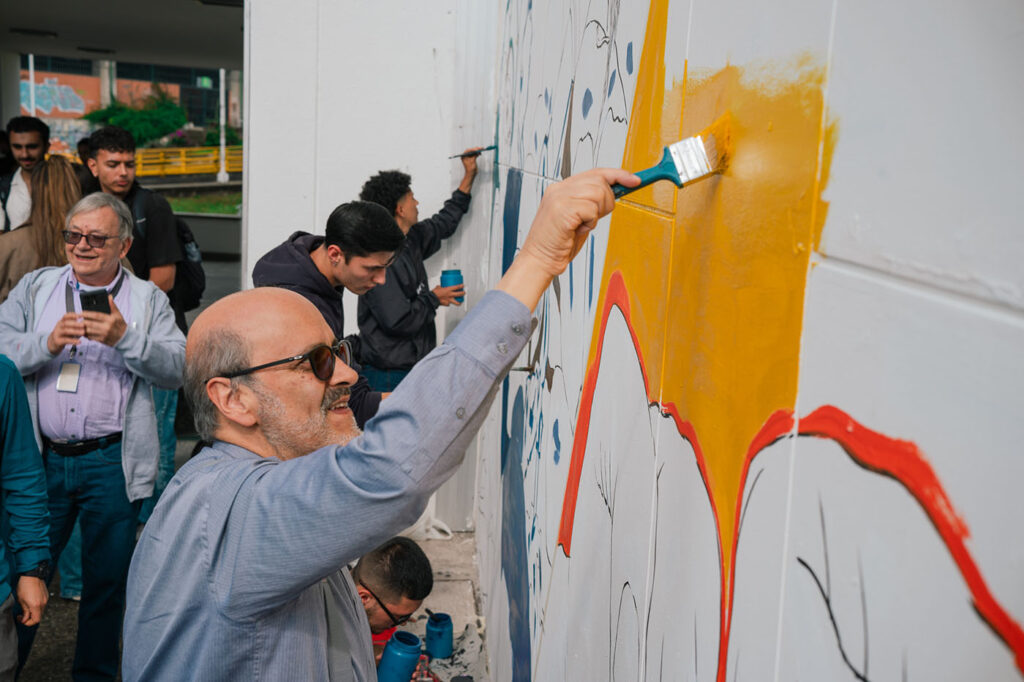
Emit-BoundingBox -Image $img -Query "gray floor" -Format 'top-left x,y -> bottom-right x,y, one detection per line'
20,259 -> 487,680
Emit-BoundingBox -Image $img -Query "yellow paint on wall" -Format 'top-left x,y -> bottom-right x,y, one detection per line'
588,0 -> 836,630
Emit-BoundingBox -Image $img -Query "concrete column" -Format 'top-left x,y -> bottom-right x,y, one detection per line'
228,69 -> 242,128
0,52 -> 22,124
98,60 -> 116,107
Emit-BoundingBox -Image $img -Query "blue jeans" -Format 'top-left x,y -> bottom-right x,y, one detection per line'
360,364 -> 410,393
18,442 -> 141,681
57,521 -> 82,598
138,388 -> 177,523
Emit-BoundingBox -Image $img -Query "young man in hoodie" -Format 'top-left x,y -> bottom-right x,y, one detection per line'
355,149 -> 480,391
251,201 -> 404,428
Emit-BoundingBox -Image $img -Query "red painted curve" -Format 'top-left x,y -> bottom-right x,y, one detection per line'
798,405 -> 1024,673
557,269 -> 1024,679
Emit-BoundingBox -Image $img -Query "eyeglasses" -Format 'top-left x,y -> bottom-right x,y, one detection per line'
220,338 -> 352,382
62,230 -> 120,249
359,581 -> 413,627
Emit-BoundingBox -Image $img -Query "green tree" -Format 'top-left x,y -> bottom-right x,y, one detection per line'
83,86 -> 187,147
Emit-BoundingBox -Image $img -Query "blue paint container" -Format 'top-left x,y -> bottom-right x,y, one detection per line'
440,269 -> 464,303
377,630 -> 421,682
425,612 -> 454,659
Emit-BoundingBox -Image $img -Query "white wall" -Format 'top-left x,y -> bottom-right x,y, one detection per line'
243,0 -> 499,530
477,0 -> 1024,680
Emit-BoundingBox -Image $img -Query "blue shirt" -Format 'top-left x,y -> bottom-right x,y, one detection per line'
123,290 -> 533,681
0,354 -> 50,605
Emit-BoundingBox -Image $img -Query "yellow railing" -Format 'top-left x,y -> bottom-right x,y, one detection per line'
52,146 -> 243,177
135,146 -> 243,176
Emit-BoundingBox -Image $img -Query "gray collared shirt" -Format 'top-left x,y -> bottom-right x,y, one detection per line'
123,290 -> 532,681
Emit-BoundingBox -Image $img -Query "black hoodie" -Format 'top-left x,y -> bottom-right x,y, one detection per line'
252,231 -> 381,428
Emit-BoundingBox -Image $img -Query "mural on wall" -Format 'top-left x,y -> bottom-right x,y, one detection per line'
482,0 -> 1024,680
19,71 -> 183,154
20,75 -> 92,116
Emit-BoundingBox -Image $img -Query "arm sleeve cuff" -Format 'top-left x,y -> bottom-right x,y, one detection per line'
444,290 -> 532,373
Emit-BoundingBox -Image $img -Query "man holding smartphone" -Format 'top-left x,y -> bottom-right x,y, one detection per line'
0,192 -> 185,679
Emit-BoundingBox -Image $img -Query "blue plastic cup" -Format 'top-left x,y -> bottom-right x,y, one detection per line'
377,630 -> 422,681
440,269 -> 464,303
425,612 -> 454,659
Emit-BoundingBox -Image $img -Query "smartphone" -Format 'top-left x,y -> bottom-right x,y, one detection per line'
79,290 -> 111,314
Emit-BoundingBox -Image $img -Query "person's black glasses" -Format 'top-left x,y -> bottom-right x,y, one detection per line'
360,581 -> 413,627
62,230 -> 119,248
220,339 -> 351,382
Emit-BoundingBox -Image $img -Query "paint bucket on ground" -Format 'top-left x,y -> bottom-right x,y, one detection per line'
425,612 -> 454,659
377,630 -> 422,682
440,269 -> 464,303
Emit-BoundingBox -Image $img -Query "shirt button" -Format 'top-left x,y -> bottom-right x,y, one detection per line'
511,323 -> 524,335
497,342 -> 508,354
456,407 -> 466,419
70,408 -> 75,413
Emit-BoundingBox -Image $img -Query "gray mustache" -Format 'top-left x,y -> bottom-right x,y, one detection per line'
322,385 -> 352,410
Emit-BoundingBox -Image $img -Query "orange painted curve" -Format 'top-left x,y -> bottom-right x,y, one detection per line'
556,275 -> 1024,678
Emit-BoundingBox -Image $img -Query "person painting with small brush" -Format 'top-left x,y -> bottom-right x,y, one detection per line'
354,147 -> 484,392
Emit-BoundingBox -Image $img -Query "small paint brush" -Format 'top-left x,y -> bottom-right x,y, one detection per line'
612,114 -> 730,198
448,145 -> 497,159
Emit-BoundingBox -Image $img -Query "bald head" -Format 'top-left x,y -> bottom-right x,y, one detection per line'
189,287 -> 325,357
185,288 -> 335,442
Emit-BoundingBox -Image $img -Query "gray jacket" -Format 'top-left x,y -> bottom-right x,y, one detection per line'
0,265 -> 186,501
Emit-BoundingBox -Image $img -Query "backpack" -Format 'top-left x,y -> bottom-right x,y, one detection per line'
131,189 -> 206,311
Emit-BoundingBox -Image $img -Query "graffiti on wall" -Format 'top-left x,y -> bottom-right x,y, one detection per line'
20,75 -> 94,117
483,0 -> 1024,680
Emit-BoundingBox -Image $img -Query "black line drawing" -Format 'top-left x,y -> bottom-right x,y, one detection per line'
796,497 -> 872,681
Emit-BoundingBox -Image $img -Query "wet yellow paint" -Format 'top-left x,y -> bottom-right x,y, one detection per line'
589,0 -> 836,632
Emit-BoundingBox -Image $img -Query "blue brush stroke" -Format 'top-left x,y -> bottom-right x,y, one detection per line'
568,261 -> 574,305
552,419 -> 561,465
501,386 -> 532,682
627,42 -> 634,74
588,237 -> 595,306
581,88 -> 593,118
502,168 -> 523,274
608,69 -> 617,96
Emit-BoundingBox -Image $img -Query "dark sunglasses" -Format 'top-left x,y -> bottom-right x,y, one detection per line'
220,339 -> 352,382
360,581 -> 413,627
62,230 -> 120,248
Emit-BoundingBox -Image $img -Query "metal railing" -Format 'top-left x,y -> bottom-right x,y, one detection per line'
134,146 -> 243,176
52,145 -> 243,177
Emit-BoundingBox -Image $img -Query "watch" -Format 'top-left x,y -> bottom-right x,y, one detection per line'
19,560 -> 50,581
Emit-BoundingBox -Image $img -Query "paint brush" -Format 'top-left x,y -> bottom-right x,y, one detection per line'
612,114 -> 730,198
448,145 -> 497,159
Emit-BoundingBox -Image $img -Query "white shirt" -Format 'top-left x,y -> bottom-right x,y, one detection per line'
3,168 -> 31,230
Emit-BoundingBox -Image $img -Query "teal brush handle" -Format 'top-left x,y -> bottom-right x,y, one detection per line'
612,147 -> 680,198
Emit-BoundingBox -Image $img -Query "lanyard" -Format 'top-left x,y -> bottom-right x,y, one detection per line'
65,270 -> 126,314
63,270 -> 126,360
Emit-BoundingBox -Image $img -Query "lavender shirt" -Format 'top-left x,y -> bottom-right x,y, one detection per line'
35,267 -> 134,441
